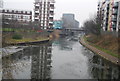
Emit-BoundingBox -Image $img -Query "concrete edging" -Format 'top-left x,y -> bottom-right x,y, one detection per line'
6,39 -> 50,46
79,37 -> 120,66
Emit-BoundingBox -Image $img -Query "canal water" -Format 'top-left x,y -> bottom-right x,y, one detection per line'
2,35 -> 120,80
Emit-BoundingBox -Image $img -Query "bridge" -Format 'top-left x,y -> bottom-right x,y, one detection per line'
59,28 -> 85,36
46,28 -> 85,36
64,28 -> 84,32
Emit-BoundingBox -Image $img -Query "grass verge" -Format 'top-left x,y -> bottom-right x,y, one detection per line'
83,36 -> 120,59
5,37 -> 49,44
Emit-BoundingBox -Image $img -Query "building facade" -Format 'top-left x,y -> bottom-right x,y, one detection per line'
2,9 -> 32,22
75,20 -> 80,28
53,20 -> 63,29
97,0 -> 120,32
34,0 -> 55,29
62,14 -> 75,29
62,14 -> 79,29
113,1 -> 120,31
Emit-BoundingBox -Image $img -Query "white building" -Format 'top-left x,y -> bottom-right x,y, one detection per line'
2,9 -> 32,22
34,0 -> 55,29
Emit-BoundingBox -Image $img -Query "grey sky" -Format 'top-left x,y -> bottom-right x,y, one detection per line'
3,0 -> 98,26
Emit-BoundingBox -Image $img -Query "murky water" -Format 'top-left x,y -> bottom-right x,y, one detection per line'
2,36 -> 120,80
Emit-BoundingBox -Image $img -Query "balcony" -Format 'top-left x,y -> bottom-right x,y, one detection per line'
50,11 -> 54,15
35,14 -> 39,16
35,10 -> 39,13
34,17 -> 39,20
34,19 -> 39,22
47,59 -> 52,64
49,17 -> 53,19
50,4 -> 54,8
49,23 -> 53,26
106,11 -> 109,15
50,3 -> 55,5
49,15 -> 54,17
49,19 -> 53,22
35,4 -> 39,7
47,54 -> 52,59
107,6 -> 109,10
113,2 -> 118,8
112,18 -> 117,22
112,25 -> 116,31
112,10 -> 118,15
50,7 -> 54,11
112,24 -> 116,28
35,6 -> 39,9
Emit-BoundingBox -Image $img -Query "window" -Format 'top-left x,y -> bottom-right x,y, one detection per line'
12,10 -> 14,13
5,10 -> 7,12
18,11 -> 21,13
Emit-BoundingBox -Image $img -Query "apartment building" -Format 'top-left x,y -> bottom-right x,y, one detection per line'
34,0 -> 55,29
112,1 -> 120,31
97,0 -> 120,32
2,9 -> 32,22
97,0 -> 106,28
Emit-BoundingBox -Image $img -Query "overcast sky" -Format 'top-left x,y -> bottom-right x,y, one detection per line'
3,0 -> 98,26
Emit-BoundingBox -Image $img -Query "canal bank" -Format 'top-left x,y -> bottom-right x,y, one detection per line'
7,38 -> 50,46
79,36 -> 120,66
2,36 -> 120,79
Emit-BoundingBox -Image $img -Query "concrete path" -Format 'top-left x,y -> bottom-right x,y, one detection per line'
79,37 -> 120,66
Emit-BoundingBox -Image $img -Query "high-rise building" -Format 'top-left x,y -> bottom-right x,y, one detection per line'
97,0 -> 120,32
34,0 -> 55,29
112,1 -> 120,31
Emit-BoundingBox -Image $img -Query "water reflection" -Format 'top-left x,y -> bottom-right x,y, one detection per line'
2,47 -> 32,79
90,55 -> 120,79
51,36 -> 120,79
2,36 -> 120,80
53,37 -> 74,51
81,47 -> 120,80
2,42 -> 52,80
31,43 -> 52,80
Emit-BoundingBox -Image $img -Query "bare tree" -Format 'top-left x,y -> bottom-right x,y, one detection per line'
83,15 -> 101,36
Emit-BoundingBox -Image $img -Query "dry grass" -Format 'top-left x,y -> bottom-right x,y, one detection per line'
86,34 -> 119,57
3,32 -> 49,45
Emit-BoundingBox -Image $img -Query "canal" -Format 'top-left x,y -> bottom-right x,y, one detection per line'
2,35 -> 120,80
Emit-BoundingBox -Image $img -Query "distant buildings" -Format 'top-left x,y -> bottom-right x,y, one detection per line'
1,0 -> 55,30
2,9 -> 32,22
97,0 -> 120,32
34,0 -> 55,29
53,20 -> 63,29
75,20 -> 79,29
62,14 -> 79,29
